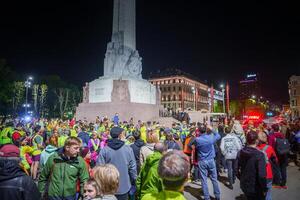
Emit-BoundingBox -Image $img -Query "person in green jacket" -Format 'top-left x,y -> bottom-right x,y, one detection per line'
136,142 -> 166,199
38,136 -> 89,200
142,150 -> 190,200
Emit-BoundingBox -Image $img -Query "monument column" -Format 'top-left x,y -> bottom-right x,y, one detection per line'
113,0 -> 136,50
104,0 -> 141,78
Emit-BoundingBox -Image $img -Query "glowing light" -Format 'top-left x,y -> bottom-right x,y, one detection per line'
247,74 -> 257,78
24,116 -> 32,122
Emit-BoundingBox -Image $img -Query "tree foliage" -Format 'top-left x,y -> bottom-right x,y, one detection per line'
0,60 -> 82,118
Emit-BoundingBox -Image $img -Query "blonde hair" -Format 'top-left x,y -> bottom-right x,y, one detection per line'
84,178 -> 100,195
93,164 -> 120,195
146,131 -> 159,144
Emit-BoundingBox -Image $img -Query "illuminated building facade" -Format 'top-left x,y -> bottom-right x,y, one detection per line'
149,69 -> 209,112
289,75 -> 300,119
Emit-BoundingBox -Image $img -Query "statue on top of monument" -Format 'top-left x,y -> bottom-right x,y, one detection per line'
104,32 -> 142,79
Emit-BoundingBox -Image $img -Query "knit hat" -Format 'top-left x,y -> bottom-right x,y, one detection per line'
0,144 -> 20,158
164,128 -> 171,134
80,147 -> 90,158
110,127 -> 124,138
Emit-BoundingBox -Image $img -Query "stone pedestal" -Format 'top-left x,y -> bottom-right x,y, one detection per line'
76,77 -> 160,122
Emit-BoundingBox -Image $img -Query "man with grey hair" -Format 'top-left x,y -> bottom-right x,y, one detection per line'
141,150 -> 189,200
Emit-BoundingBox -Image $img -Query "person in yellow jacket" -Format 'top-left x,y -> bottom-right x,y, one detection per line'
0,121 -> 14,145
20,138 -> 34,174
140,123 -> 147,143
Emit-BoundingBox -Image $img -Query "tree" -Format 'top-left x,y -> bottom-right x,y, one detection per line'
39,84 -> 48,118
12,81 -> 25,115
32,84 -> 39,115
55,88 -> 70,119
230,100 -> 242,117
213,101 -> 223,113
0,59 -> 16,115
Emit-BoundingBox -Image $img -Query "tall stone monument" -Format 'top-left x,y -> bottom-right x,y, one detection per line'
76,0 -> 160,122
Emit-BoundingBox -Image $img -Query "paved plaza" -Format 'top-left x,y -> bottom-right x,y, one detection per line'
184,165 -> 300,200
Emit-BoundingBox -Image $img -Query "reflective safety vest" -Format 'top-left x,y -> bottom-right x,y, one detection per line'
0,127 -> 14,145
32,134 -> 43,156
58,135 -> 68,148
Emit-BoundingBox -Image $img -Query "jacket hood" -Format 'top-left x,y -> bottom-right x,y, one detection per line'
134,139 -> 145,148
144,151 -> 162,167
240,146 -> 259,159
45,145 -> 58,153
273,132 -> 284,139
107,138 -> 125,150
145,143 -> 155,151
231,121 -> 244,134
0,159 -> 25,182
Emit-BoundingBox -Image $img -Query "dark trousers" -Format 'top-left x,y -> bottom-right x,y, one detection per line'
193,164 -> 201,180
279,155 -> 288,185
226,159 -> 238,185
246,194 -> 265,200
116,193 -> 128,200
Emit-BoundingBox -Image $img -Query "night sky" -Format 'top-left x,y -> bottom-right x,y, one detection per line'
1,0 -> 299,103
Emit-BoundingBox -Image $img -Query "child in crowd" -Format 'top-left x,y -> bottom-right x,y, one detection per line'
93,164 -> 119,200
83,178 -> 101,200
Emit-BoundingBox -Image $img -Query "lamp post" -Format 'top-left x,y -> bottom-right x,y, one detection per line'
191,86 -> 196,111
220,84 -> 225,113
24,76 -> 33,114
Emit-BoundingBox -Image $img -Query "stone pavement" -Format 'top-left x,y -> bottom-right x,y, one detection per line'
184,165 -> 300,200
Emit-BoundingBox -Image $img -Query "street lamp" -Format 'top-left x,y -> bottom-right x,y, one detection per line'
220,84 -> 225,113
24,76 -> 33,114
251,95 -> 256,99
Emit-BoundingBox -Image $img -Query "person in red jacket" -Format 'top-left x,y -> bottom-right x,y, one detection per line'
258,131 -> 278,200
267,124 -> 288,188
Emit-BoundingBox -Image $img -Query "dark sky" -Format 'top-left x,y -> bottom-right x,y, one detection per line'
0,0 -> 299,103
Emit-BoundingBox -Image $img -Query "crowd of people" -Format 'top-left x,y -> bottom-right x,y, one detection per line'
0,113 -> 299,200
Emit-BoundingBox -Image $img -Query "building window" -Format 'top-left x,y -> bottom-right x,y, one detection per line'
173,86 -> 176,91
168,87 -> 171,91
173,95 -> 176,100
179,95 -> 182,100
179,86 -> 182,91
173,79 -> 176,83
168,95 -> 171,101
294,90 -> 297,95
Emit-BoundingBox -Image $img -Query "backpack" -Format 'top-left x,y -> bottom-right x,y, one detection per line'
275,138 -> 290,155
260,145 -> 269,164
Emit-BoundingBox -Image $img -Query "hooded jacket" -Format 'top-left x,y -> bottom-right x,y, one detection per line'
130,139 -> 145,172
220,133 -> 242,160
97,138 -> 137,195
237,146 -> 267,195
40,145 -> 58,167
136,151 -> 163,199
38,148 -> 89,199
140,143 -> 155,167
0,159 -> 41,200
142,190 -> 186,200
